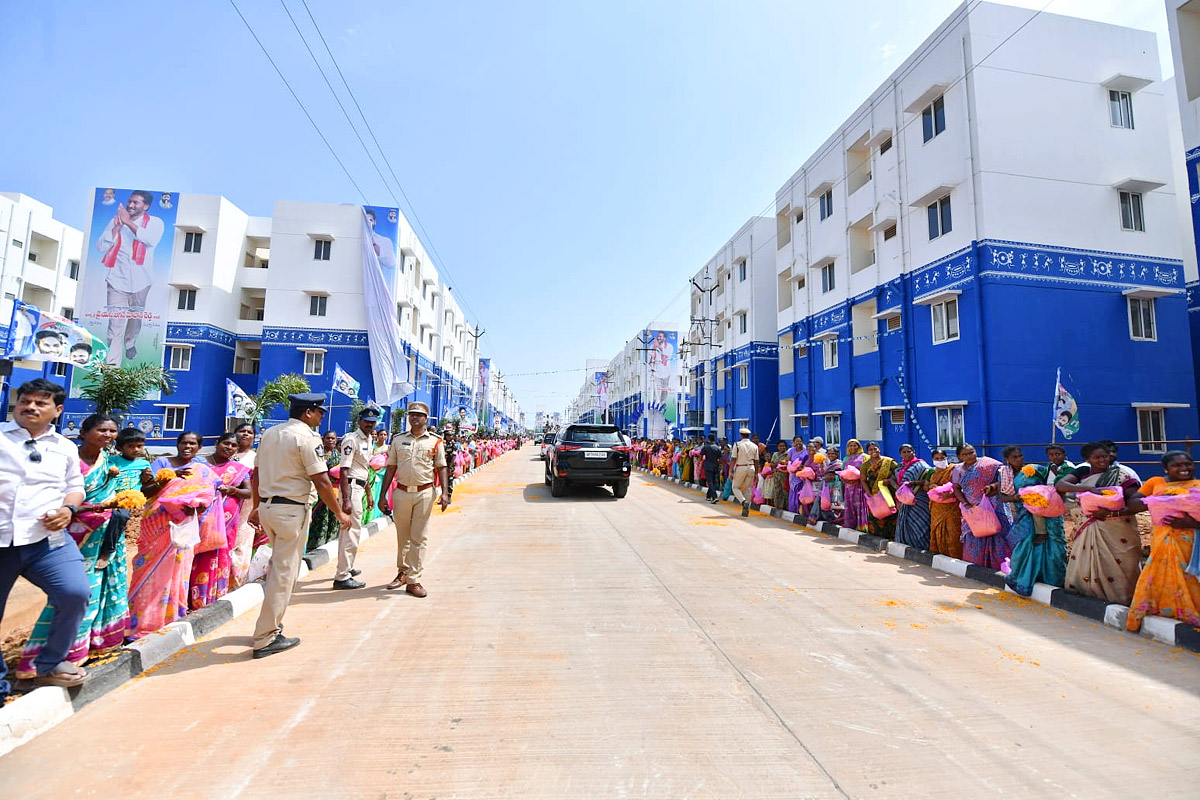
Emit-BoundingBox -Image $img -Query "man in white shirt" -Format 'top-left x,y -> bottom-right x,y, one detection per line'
0,379 -> 90,702
96,190 -> 164,365
730,426 -> 759,517
365,209 -> 396,272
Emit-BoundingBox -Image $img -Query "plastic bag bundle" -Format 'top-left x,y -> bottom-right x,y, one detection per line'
820,483 -> 833,511
837,466 -> 861,482
1079,487 -> 1125,515
866,485 -> 897,519
1018,485 -> 1065,517
927,483 -> 956,504
896,484 -> 917,506
961,495 -> 1003,537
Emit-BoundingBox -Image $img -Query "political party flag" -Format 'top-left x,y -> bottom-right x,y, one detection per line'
332,363 -> 360,398
3,299 -> 108,367
1053,369 -> 1080,440
225,378 -> 253,418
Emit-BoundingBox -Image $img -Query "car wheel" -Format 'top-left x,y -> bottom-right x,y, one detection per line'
550,476 -> 567,497
612,480 -> 629,498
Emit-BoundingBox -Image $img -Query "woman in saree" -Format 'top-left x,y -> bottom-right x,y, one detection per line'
307,430 -> 343,551
128,439 -> 218,638
785,436 -> 807,513
1122,451 -> 1200,631
811,445 -> 843,524
206,432 -> 254,592
765,440 -> 789,508
363,429 -> 389,526
862,442 -> 898,540
997,447 -> 1067,597
927,449 -> 962,559
840,439 -> 869,532
892,444 -> 932,550
17,414 -> 125,678
681,441 -> 694,483
951,443 -> 1008,569
1056,441 -> 1142,605
149,432 -> 226,613
233,422 -> 256,468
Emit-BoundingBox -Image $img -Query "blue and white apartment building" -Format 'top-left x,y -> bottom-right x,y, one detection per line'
691,2 -> 1199,468
0,191 -> 520,440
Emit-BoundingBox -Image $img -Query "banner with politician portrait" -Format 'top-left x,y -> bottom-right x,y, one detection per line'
73,187 -> 180,397
476,358 -> 491,426
645,329 -> 678,425
363,206 -> 400,296
4,300 -> 108,367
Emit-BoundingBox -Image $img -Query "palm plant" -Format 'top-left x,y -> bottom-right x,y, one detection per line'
77,363 -> 176,416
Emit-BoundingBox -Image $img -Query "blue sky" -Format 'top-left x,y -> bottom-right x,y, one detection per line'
0,1 -> 1171,416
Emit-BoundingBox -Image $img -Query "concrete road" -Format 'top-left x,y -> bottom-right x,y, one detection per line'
4,452 -> 1200,799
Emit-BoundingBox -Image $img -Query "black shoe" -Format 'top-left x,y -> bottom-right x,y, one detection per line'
349,569 -> 361,577
332,578 -> 366,590
741,501 -> 750,517
252,634 -> 300,659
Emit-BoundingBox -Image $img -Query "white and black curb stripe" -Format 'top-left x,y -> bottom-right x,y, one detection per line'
0,450 -> 518,757
635,466 -> 1200,654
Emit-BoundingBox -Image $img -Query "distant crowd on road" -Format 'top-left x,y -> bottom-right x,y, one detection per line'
0,378 -> 525,705
633,430 -> 1200,635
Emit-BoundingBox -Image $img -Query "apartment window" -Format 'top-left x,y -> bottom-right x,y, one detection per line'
184,231 -> 203,253
303,350 -> 325,375
927,196 -> 952,240
234,356 -> 260,375
738,313 -> 747,334
796,275 -> 806,292
879,136 -> 893,155
27,252 -> 37,263
168,346 -> 192,371
822,340 -> 839,370
796,414 -> 809,428
313,239 -> 331,260
738,262 -> 746,282
12,239 -> 22,249
796,344 -> 808,359
821,262 -> 836,294
935,406 -> 965,448
823,414 -> 841,447
52,361 -> 68,378
309,295 -> 328,317
1109,90 -> 1134,129
819,189 -> 834,221
67,260 -> 79,280
922,95 -> 946,142
889,409 -> 905,425
177,289 -> 196,311
883,224 -> 897,241
931,298 -> 960,344
1137,408 -> 1167,454
885,314 -> 902,333
738,366 -> 748,389
1128,297 -> 1156,341
794,210 -> 804,224
1119,191 -> 1145,232
61,307 -> 73,321
165,407 -> 187,432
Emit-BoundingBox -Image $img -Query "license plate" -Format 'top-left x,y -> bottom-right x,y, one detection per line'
584,451 -> 607,459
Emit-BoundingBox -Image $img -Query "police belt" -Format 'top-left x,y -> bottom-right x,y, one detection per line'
395,482 -> 433,493
262,496 -> 306,506
349,478 -> 367,487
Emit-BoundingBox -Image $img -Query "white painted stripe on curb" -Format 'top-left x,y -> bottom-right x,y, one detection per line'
127,621 -> 196,671
0,686 -> 73,757
781,511 -> 797,523
1104,604 -> 1129,630
931,555 -> 969,577
1140,615 -> 1179,645
838,527 -> 861,544
224,581 -> 265,619
885,541 -> 908,559
1030,583 -> 1055,606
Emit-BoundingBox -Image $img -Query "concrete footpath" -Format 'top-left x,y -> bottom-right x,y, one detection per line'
639,467 -> 1200,653
0,455 -> 503,758
2,453 -> 1199,798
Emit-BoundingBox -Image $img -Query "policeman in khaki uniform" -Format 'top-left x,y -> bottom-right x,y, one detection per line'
730,426 -> 759,518
379,402 -> 449,597
331,407 -> 379,590
249,394 -> 351,659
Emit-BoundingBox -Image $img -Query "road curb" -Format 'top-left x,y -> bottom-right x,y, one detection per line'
636,467 -> 1200,653
0,450 -> 518,758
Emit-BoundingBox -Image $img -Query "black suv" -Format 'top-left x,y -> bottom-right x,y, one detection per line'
545,424 -> 631,498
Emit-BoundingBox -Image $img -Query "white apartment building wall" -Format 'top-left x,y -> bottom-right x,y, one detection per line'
0,193 -> 82,320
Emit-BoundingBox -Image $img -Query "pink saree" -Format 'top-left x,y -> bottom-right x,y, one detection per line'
192,459 -> 251,607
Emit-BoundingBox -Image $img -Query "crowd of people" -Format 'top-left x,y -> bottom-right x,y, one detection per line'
0,378 -> 523,704
633,430 -> 1200,634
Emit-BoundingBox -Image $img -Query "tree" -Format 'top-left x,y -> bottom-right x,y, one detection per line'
246,374 -> 311,421
77,363 -> 176,416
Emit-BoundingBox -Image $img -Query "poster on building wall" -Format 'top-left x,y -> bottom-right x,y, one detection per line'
535,411 -> 545,429
59,411 -> 164,440
359,209 -> 413,405
362,205 -> 400,295
644,329 -> 679,437
476,358 -> 491,426
73,187 -> 179,397
595,371 -> 609,417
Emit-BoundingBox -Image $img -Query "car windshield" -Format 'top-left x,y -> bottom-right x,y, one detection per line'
565,427 -> 623,445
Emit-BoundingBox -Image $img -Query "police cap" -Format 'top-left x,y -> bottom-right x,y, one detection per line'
407,401 -> 430,416
288,393 -> 328,413
358,407 -> 381,420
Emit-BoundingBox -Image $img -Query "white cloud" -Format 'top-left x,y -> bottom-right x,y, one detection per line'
878,42 -> 898,60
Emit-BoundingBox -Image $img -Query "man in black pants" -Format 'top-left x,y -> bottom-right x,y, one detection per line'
700,433 -> 723,503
